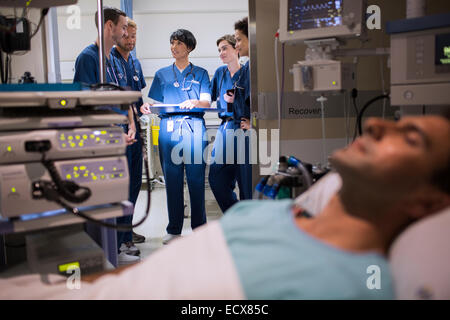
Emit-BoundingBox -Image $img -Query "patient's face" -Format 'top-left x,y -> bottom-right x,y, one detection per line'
330,116 -> 450,196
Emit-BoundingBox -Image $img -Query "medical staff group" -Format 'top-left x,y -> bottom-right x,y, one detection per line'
73,7 -> 252,264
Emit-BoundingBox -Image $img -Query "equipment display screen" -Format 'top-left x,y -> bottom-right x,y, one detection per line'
288,0 -> 343,31
435,33 -> 450,66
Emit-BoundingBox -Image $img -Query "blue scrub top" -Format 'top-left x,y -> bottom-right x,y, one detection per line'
148,63 -> 211,117
74,44 -> 135,115
220,200 -> 394,299
242,60 -> 251,119
73,44 -> 119,86
211,64 -> 250,120
244,60 -> 249,70
111,47 -> 147,115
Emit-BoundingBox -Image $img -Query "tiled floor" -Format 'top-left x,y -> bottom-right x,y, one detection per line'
131,183 -> 223,260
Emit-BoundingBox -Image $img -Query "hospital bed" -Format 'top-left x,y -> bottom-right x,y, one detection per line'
1,172 -> 449,299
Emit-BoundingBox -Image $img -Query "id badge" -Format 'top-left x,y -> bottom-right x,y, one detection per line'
167,120 -> 174,132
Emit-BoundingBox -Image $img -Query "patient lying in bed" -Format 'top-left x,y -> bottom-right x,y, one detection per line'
1,115 -> 449,299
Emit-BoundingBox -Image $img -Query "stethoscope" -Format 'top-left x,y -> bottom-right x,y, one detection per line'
112,55 -> 141,84
172,62 -> 196,91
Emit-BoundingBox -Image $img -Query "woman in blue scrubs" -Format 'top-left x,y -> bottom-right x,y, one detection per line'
141,29 -> 211,244
208,35 -> 251,213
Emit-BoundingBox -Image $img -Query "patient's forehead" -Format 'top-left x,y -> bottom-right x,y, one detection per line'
403,115 -> 450,165
402,116 -> 449,142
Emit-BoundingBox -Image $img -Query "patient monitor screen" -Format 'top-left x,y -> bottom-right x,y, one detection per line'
288,0 -> 343,31
435,33 -> 450,73
435,33 -> 450,65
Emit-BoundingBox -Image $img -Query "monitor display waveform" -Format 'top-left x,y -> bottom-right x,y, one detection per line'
288,0 -> 343,31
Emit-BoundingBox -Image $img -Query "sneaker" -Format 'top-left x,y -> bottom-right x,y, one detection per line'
162,234 -> 181,245
132,231 -> 146,244
118,251 -> 140,265
120,242 -> 141,256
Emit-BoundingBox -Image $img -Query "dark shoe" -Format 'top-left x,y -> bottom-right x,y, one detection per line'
132,231 -> 146,244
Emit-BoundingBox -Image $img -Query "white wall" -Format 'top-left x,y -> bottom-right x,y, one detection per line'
56,0 -> 120,78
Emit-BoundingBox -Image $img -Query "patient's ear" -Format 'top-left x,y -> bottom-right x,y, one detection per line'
404,188 -> 450,220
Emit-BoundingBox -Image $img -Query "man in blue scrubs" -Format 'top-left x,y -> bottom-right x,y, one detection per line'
73,7 -> 139,265
73,6 -> 136,142
209,35 -> 251,213
74,7 -> 127,87
111,18 -> 147,257
141,29 -> 211,244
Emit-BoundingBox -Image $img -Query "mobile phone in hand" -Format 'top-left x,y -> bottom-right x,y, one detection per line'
226,89 -> 235,112
226,89 -> 235,96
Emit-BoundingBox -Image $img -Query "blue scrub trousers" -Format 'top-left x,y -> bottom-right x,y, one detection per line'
208,120 -> 252,213
117,125 -> 143,248
159,114 -> 207,235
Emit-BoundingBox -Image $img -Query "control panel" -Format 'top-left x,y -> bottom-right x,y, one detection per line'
0,156 -> 129,218
0,127 -> 126,164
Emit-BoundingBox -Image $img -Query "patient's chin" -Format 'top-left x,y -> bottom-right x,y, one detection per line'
328,151 -> 355,173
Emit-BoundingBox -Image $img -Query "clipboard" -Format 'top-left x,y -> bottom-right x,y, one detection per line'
150,104 -> 226,114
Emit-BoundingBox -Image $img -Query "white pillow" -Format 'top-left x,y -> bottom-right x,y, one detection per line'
388,207 -> 450,300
